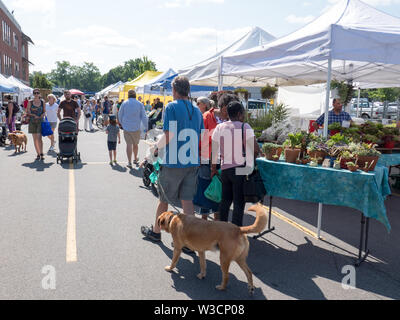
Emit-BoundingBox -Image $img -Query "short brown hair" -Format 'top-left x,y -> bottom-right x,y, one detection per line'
128,90 -> 137,99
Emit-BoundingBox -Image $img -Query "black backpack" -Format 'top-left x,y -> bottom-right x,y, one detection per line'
13,102 -> 20,115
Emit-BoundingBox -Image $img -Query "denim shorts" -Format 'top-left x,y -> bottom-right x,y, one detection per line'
108,141 -> 117,151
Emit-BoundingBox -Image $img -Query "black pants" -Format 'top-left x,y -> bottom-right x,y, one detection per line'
219,167 -> 246,227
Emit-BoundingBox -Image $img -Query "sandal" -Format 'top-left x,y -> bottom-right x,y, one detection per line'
36,155 -> 41,161
40,154 -> 45,161
141,225 -> 161,242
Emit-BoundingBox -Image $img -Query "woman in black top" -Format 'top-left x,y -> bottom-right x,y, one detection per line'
5,95 -> 18,133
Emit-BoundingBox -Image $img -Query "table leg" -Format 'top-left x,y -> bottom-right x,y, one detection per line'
355,213 -> 370,267
317,203 -> 323,239
254,196 -> 275,240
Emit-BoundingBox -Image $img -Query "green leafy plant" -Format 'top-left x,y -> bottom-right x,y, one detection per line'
328,122 -> 342,131
285,132 -> 304,149
262,143 -> 282,153
327,133 -> 349,148
261,85 -> 278,100
234,88 -> 249,101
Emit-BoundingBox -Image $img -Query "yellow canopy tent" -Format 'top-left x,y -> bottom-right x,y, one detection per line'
118,71 -> 163,101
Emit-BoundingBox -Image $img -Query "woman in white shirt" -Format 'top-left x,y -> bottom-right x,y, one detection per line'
46,94 -> 59,152
83,100 -> 94,132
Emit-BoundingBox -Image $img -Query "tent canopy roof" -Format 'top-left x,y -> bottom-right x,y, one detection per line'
125,71 -> 163,88
222,0 -> 400,86
179,26 -> 277,87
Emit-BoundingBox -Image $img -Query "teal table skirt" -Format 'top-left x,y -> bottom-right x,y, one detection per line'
257,158 -> 392,232
378,153 -> 400,168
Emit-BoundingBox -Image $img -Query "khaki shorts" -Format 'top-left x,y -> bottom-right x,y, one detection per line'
124,131 -> 141,146
28,119 -> 42,134
158,166 -> 199,203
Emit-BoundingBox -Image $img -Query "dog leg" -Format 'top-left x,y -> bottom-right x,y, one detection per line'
165,247 -> 182,273
197,251 -> 207,280
216,258 -> 231,291
236,258 -> 255,295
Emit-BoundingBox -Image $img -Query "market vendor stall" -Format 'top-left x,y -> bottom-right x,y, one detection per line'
257,158 -> 391,266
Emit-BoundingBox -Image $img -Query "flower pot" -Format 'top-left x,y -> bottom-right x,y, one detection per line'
266,148 -> 283,161
384,141 -> 396,149
302,159 -> 311,165
347,165 -> 359,173
285,149 -> 301,164
308,150 -> 327,165
330,130 -> 341,136
356,156 -> 380,172
340,158 -> 355,170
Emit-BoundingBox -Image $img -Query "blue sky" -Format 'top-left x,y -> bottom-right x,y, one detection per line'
3,0 -> 400,76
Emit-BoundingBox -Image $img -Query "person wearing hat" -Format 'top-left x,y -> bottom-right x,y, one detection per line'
118,90 -> 148,168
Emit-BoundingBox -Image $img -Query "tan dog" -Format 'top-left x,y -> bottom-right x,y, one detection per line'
8,131 -> 27,153
157,204 -> 268,294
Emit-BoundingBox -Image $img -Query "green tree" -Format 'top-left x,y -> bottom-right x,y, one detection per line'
31,72 -> 52,89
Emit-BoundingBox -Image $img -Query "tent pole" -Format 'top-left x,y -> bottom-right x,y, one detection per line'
317,56 -> 332,240
218,56 -> 223,91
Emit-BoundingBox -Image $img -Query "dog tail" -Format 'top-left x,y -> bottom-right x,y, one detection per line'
240,204 -> 268,235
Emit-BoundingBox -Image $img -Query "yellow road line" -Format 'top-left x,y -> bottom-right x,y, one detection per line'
263,205 -> 324,240
66,162 -> 77,263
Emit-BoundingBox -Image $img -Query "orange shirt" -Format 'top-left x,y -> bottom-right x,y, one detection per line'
201,108 -> 218,161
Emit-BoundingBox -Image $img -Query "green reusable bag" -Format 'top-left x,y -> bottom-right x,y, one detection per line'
205,173 -> 222,204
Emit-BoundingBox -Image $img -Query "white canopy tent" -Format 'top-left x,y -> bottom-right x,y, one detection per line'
96,81 -> 124,99
179,27 -> 277,89
221,0 -> 400,239
7,76 -> 33,102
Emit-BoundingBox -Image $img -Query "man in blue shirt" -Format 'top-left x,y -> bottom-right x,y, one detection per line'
141,76 -> 204,244
118,90 -> 148,168
313,98 -> 352,131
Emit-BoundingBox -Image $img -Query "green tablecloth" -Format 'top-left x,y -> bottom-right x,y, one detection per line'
378,153 -> 400,168
257,158 -> 392,232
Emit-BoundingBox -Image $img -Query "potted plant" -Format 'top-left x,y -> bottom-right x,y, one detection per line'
328,122 -> 342,136
302,155 -> 311,165
350,143 -> 381,172
262,143 -> 283,161
308,141 -> 329,165
346,162 -> 359,172
284,132 -> 303,163
333,160 -> 341,170
309,158 -> 319,167
261,85 -> 278,100
272,155 -> 280,162
339,150 -> 355,169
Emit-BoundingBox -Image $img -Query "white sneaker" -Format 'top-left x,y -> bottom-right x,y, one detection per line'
49,146 -> 54,152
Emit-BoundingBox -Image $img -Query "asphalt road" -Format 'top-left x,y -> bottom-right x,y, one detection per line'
1,120 -> 400,300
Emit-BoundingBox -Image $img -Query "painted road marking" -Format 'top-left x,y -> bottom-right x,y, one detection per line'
66,162 -> 77,263
263,205 -> 324,240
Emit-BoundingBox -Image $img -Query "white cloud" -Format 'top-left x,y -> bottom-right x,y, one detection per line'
10,0 -> 56,28
64,26 -> 144,49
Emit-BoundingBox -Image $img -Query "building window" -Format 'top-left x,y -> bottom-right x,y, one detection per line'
15,62 -> 19,78
13,33 -> 18,52
3,55 -> 12,75
22,45 -> 26,58
2,21 -> 11,46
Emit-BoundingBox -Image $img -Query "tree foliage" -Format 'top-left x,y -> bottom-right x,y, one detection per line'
42,56 -> 157,93
30,71 -> 53,89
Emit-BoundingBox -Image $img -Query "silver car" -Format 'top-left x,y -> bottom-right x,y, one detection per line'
373,103 -> 399,120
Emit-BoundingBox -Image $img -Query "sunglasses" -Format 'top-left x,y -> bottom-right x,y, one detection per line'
34,92 -> 40,95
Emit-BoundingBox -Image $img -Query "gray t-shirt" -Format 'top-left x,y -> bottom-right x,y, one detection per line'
106,125 -> 120,142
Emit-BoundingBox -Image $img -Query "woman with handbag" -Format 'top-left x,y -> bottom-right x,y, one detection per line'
27,89 -> 46,161
83,100 -> 94,132
211,101 -> 261,227
46,94 -> 59,152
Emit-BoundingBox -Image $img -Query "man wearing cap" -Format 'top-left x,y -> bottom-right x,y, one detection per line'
118,90 -> 148,168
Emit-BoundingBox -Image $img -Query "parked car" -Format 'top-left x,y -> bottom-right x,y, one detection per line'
350,98 -> 374,119
247,99 -> 269,119
373,103 -> 399,120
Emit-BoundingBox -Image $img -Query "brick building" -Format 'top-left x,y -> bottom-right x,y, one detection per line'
0,0 -> 33,85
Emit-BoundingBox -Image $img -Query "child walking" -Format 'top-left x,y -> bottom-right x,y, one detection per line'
106,115 -> 121,165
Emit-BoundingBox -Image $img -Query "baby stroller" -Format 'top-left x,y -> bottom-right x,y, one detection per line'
141,129 -> 163,197
57,117 -> 81,164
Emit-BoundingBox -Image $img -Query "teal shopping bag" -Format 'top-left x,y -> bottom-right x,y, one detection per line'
204,173 -> 222,204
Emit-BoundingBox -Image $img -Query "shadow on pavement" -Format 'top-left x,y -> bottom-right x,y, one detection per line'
153,241 -> 267,300
112,164 -> 128,173
22,161 -> 54,172
129,167 -> 144,178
